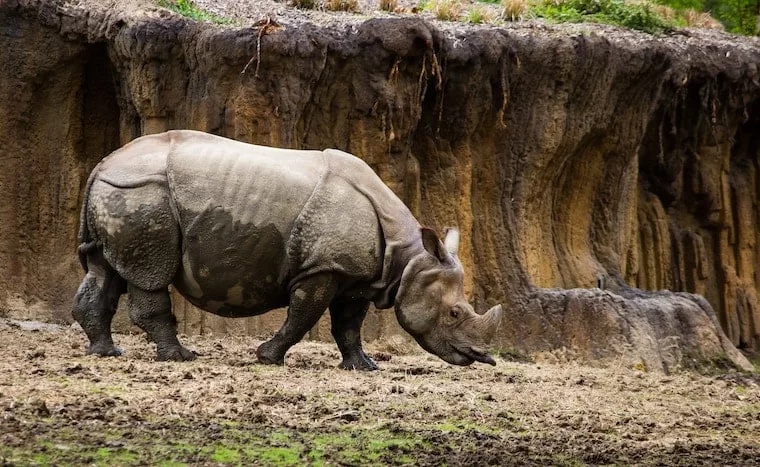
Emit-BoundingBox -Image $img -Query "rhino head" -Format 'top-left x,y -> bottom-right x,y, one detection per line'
395,227 -> 503,366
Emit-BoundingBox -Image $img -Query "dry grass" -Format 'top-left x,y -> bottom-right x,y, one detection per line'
502,0 -> 528,21
467,4 -> 497,24
683,8 -> 724,30
648,2 -> 677,22
323,0 -> 359,12
379,0 -> 399,12
633,0 -> 724,31
430,0 -> 464,21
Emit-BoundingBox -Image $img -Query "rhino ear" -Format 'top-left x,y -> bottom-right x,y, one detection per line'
443,227 -> 459,256
421,227 -> 447,262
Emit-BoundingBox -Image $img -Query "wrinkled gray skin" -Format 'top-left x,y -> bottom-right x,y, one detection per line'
73,130 -> 503,370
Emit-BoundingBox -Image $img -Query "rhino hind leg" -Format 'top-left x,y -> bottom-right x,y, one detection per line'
72,249 -> 126,357
256,274 -> 339,366
329,299 -> 378,371
127,284 -> 195,362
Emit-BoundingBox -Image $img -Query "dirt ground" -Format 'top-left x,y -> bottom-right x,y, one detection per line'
1,318 -> 759,466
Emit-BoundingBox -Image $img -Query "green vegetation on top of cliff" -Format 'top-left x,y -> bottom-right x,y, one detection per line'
653,0 -> 759,35
405,0 -> 682,33
158,0 -> 757,36
157,0 -> 236,24
485,0 -> 755,35
528,0 -> 676,34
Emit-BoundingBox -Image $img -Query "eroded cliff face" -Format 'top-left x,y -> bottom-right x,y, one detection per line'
1,0 -> 759,371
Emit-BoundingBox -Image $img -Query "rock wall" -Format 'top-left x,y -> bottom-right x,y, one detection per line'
1,0 -> 758,371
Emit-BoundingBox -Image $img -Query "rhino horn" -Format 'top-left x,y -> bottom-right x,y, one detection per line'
478,304 -> 503,344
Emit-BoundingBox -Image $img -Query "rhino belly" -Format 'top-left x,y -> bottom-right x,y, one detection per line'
173,215 -> 291,318
164,139 -> 326,317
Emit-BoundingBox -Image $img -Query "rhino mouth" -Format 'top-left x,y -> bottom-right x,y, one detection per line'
453,345 -> 496,366
413,335 -> 496,367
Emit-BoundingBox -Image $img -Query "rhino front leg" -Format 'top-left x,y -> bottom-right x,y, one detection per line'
329,299 -> 378,371
127,284 -> 196,362
256,274 -> 338,366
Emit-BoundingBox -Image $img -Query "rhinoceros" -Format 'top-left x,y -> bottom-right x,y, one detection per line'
72,130 -> 503,370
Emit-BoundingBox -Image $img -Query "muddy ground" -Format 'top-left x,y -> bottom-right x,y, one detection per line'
1,318 -> 759,466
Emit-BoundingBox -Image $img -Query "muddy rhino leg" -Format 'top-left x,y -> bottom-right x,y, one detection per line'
72,254 -> 126,357
127,284 -> 195,362
257,274 -> 338,366
329,299 -> 378,371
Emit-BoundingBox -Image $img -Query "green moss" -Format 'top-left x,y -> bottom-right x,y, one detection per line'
94,447 -> 140,465
248,446 -> 302,465
210,446 -> 242,463
306,429 -> 426,465
308,433 -> 358,464
269,431 -> 292,444
4,422 -> 432,466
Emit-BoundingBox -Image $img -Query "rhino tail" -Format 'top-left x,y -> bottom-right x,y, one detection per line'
77,164 -> 102,273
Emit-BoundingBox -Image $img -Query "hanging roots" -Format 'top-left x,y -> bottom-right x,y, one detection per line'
388,57 -> 401,84
497,59 -> 510,129
430,51 -> 442,90
241,16 -> 282,78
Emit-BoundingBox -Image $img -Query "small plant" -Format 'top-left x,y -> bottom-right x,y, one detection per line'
633,360 -> 648,372
467,4 -> 497,23
502,0 -> 528,21
157,0 -> 235,24
431,0 -> 464,21
324,0 -> 360,12
380,0 -> 399,12
291,0 -> 319,9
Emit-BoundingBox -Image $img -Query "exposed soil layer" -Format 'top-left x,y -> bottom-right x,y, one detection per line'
1,0 -> 760,371
1,318 -> 759,466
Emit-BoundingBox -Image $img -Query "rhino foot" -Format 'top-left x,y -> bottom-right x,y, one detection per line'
339,352 -> 379,371
256,341 -> 286,366
87,343 -> 124,357
156,345 -> 196,362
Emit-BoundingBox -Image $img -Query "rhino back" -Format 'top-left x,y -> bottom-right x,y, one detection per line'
166,133 -> 328,315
